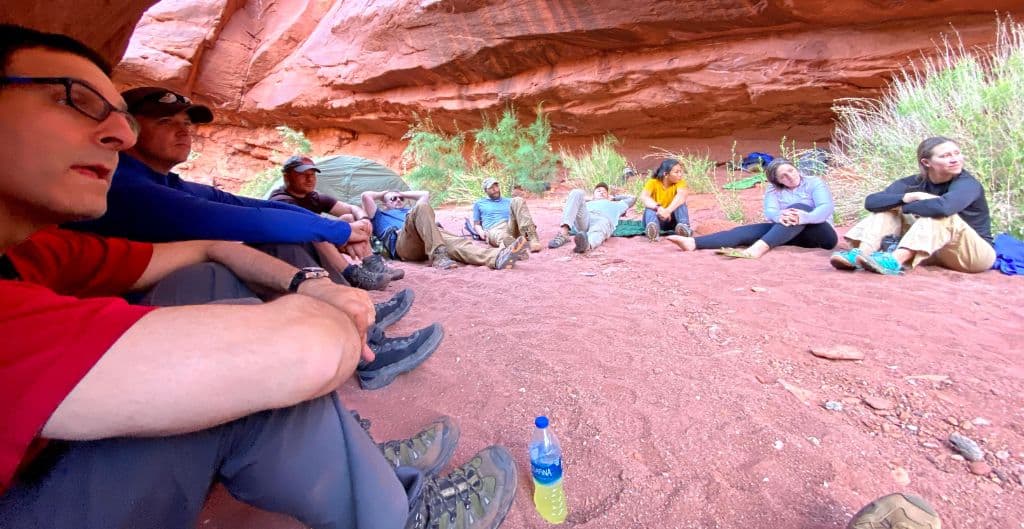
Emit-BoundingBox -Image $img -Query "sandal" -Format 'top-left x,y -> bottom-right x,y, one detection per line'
715,247 -> 757,259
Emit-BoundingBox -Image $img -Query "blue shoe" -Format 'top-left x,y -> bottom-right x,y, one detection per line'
359,323 -> 444,390
374,288 -> 414,329
829,248 -> 862,271
856,251 -> 903,275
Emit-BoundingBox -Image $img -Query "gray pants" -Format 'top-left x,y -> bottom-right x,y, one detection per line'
560,189 -> 614,250
0,264 -> 418,529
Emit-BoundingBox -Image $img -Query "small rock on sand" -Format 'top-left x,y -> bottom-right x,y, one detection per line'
891,467 -> 911,485
969,461 -> 992,475
809,345 -> 865,361
949,432 -> 985,461
751,286 -> 768,292
863,396 -> 894,410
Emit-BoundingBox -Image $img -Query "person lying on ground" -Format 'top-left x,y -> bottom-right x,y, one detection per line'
0,25 -> 517,529
472,177 -> 543,253
65,87 -> 390,290
829,136 -> 995,275
362,189 -> 529,270
667,158 -> 837,258
269,155 -> 403,281
548,182 -> 636,253
640,158 -> 693,241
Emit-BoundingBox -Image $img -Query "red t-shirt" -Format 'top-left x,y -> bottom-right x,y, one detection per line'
1,227 -> 156,492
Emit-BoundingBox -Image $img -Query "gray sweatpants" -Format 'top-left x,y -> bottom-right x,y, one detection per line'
560,189 -> 614,249
0,264 -> 418,529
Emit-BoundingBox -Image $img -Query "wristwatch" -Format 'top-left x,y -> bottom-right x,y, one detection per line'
288,267 -> 330,293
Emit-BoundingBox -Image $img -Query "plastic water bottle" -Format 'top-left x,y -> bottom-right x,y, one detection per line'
529,415 -> 568,523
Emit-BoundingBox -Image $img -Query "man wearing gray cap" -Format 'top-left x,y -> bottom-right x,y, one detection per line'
472,177 -> 542,253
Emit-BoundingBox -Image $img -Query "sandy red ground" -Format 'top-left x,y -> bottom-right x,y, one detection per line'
201,185 -> 1024,529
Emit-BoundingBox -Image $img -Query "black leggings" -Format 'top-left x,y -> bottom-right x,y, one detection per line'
694,204 -> 838,250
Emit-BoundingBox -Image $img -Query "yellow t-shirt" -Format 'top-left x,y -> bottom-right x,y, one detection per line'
643,178 -> 687,208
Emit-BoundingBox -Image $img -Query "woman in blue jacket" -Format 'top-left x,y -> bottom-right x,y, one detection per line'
667,158 -> 837,259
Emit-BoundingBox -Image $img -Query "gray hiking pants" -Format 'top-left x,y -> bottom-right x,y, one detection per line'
0,264 -> 418,529
560,189 -> 614,249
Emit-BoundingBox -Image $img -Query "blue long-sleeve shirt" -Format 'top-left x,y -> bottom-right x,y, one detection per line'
863,170 -> 992,244
67,153 -> 352,245
763,176 -> 834,225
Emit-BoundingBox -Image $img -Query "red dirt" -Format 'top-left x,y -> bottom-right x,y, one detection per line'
200,187 -> 1024,529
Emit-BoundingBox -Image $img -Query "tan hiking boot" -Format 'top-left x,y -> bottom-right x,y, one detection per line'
848,493 -> 941,529
430,246 -> 457,270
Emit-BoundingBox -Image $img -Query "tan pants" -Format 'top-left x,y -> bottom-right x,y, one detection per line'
395,203 -> 500,268
485,197 -> 536,247
844,210 -> 996,273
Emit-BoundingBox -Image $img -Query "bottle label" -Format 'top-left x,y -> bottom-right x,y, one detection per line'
530,458 -> 563,485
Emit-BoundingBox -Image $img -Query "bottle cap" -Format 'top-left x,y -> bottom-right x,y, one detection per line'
535,416 -> 549,428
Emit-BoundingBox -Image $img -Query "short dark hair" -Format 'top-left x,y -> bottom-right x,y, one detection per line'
652,159 -> 680,182
0,25 -> 111,76
594,182 -> 609,192
764,158 -> 798,189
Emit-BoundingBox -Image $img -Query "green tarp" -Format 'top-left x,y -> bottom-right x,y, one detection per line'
263,155 -> 409,204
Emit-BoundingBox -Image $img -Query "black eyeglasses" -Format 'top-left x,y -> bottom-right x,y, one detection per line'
386,196 -> 404,202
0,76 -> 140,136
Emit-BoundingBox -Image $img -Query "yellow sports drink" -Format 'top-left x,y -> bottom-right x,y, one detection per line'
529,416 -> 568,523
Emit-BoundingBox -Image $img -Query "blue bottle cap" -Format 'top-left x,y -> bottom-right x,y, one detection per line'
535,416 -> 549,428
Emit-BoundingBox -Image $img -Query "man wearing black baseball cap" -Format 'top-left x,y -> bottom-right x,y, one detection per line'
68,86 -> 440,390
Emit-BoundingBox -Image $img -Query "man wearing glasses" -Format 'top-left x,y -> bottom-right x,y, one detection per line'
269,155 -> 405,283
0,24 -> 518,529
361,189 -> 528,270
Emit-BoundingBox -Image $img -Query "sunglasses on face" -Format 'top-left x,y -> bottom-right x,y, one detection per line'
0,76 -> 140,136
387,196 -> 403,202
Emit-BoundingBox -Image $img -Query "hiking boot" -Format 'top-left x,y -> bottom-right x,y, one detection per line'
493,236 -> 527,270
829,248 -> 862,271
857,251 -> 903,275
430,246 -> 458,270
548,231 -> 571,249
374,288 -> 415,329
364,254 -> 405,281
343,264 -> 391,291
359,323 -> 445,390
645,222 -> 659,241
404,445 -> 517,529
380,416 -> 460,477
674,223 -> 693,237
847,493 -> 941,529
525,228 -> 542,253
573,232 -> 589,254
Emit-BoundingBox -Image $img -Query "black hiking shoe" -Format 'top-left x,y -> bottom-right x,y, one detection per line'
364,254 -> 405,281
404,445 -> 517,529
573,232 -> 589,253
548,231 -> 570,249
358,323 -> 444,390
343,264 -> 391,291
380,416 -> 460,477
374,288 -> 414,329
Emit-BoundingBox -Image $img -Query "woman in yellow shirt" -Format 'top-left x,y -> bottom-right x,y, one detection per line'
640,159 -> 692,240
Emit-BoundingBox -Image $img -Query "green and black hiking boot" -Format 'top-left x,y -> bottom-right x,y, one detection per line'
405,445 -> 517,529
847,493 -> 941,529
380,416 -> 460,477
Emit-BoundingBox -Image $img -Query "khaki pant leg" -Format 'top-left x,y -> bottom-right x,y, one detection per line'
395,203 -> 445,262
507,197 -> 536,236
442,232 -> 498,268
901,215 -> 996,273
843,210 -> 904,254
486,221 -> 515,248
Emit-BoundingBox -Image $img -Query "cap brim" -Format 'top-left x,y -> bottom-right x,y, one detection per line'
131,101 -> 213,124
289,164 -> 320,173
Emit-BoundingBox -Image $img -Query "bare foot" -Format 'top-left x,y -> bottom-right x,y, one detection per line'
666,235 -> 697,251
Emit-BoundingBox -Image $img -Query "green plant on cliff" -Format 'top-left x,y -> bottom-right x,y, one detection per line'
400,116 -> 469,206
239,126 -> 313,198
831,16 -> 1024,237
561,134 -> 628,192
474,105 -> 559,194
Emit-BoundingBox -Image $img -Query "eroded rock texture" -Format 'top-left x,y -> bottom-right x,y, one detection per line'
6,1 -> 1023,189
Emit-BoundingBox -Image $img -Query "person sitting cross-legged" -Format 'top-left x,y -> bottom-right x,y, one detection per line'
667,159 -> 837,259
829,136 -> 996,275
548,182 -> 636,253
362,189 -> 528,270
0,24 -> 517,529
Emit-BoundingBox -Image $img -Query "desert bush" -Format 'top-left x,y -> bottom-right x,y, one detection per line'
401,116 -> 468,206
831,16 -> 1024,237
474,105 -> 559,194
561,134 -> 628,191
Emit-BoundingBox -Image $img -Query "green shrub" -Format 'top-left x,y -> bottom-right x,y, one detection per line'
831,16 -> 1024,237
401,116 -> 468,206
561,134 -> 627,191
474,105 -> 559,194
238,126 -> 312,198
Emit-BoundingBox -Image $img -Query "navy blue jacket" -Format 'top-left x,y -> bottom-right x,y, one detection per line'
68,154 -> 352,245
